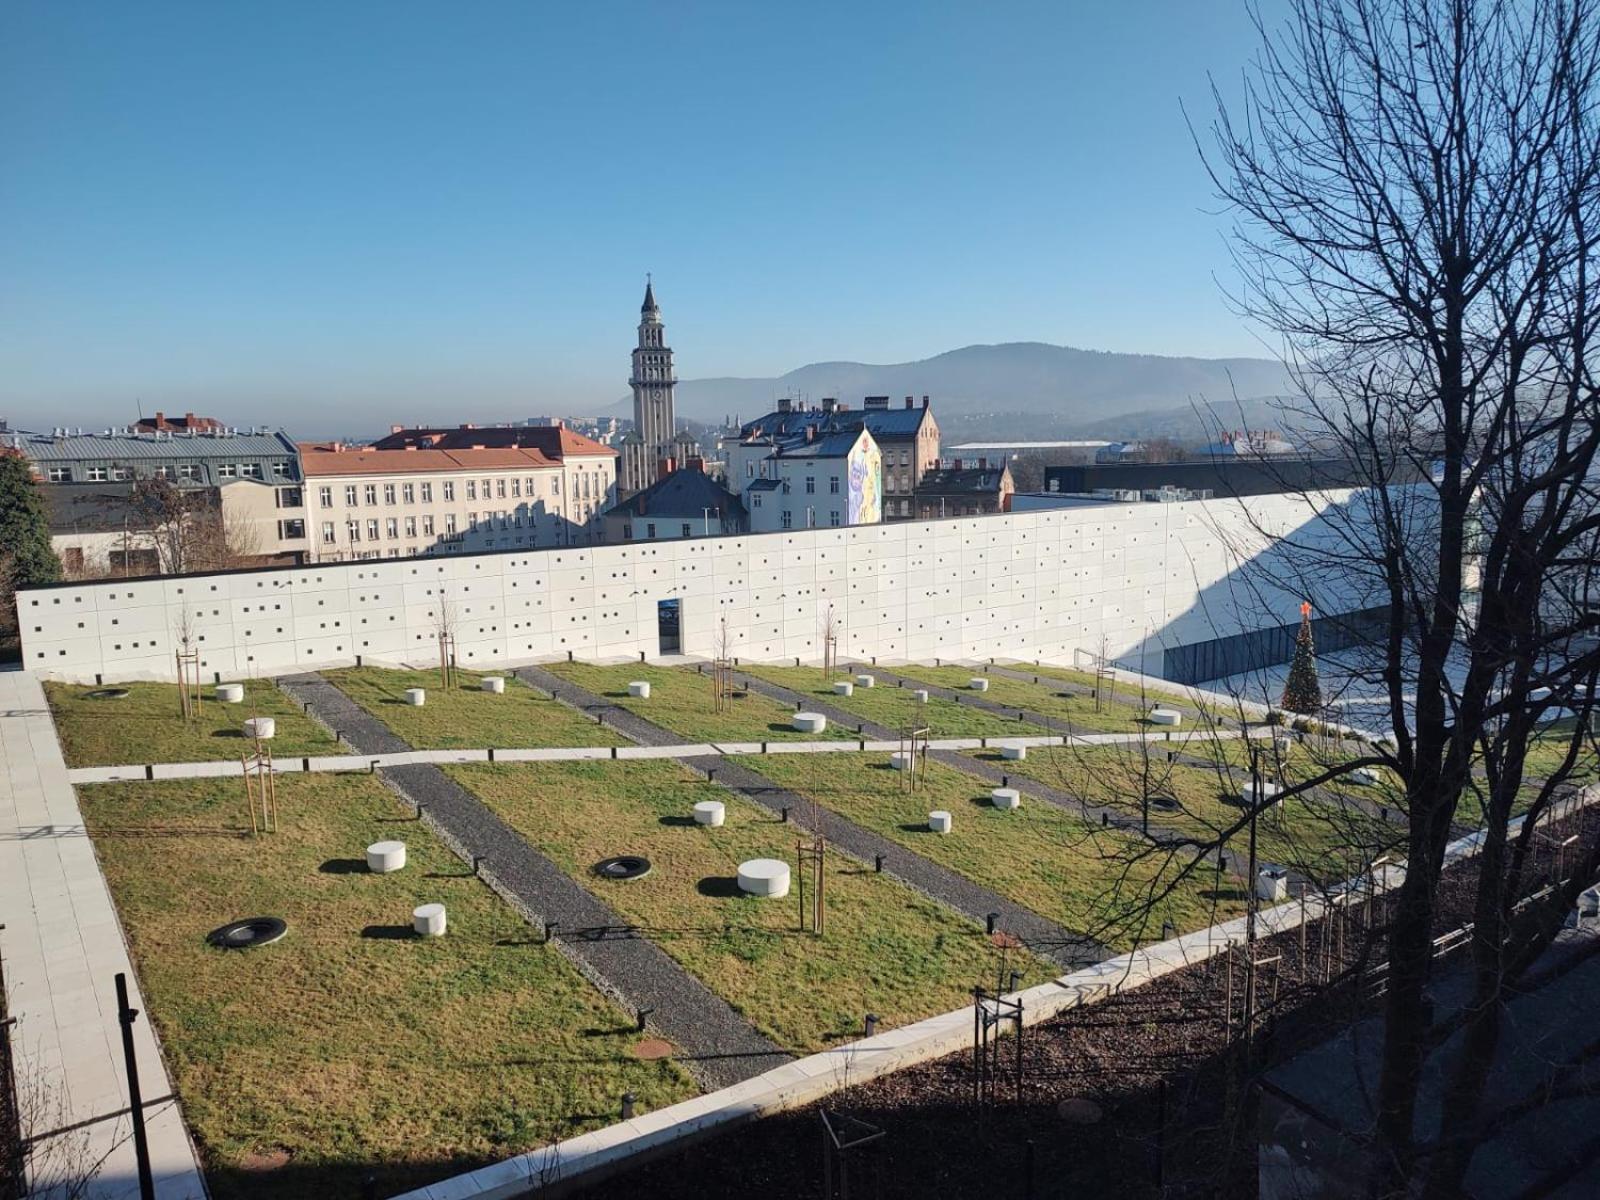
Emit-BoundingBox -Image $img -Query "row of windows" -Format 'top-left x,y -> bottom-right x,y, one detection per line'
322,504 -> 601,546
315,472 -> 609,509
45,460 -> 293,484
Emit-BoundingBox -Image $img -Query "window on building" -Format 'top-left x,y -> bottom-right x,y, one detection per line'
830,476 -> 840,494
444,514 -> 457,535
421,515 -> 434,536
273,460 -> 291,477
830,510 -> 841,526
511,478 -> 521,497
178,464 -> 201,480
466,480 -> 477,501
442,480 -> 455,501
553,477 -> 562,495
86,466 -> 109,482
746,461 -> 755,478
47,467 -> 72,482
345,484 -> 358,506
277,487 -> 302,507
781,510 -> 792,529
481,479 -> 491,500
468,512 -> 478,529
346,519 -> 361,542
496,479 -> 506,499
321,521 -> 336,544
384,484 -> 396,504
319,486 -> 333,506
498,510 -> 509,529
781,479 -> 791,494
752,494 -> 762,508
279,518 -> 305,539
513,510 -> 523,527
218,464 -> 238,478
681,523 -> 691,538
111,466 -> 134,481
366,519 -> 379,540
646,522 -> 656,538
805,476 -> 815,494
420,481 -> 433,502
151,465 -> 176,480
364,484 -> 377,505
241,463 -> 264,479
384,518 -> 397,539
402,516 -> 415,537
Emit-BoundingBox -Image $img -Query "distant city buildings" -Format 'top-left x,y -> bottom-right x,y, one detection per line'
911,459 -> 1014,519
601,461 -> 746,542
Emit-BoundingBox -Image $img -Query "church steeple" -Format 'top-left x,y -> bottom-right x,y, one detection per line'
621,277 -> 677,496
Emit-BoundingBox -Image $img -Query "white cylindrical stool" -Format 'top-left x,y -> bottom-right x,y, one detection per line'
628,681 -> 651,699
1350,765 -> 1380,786
999,744 -> 1027,761
366,840 -> 407,873
737,858 -> 791,898
793,712 -> 827,734
405,688 -> 426,707
693,800 -> 726,827
889,751 -> 918,771
914,689 -> 929,704
928,810 -> 952,833
216,683 -> 245,704
481,676 -> 506,694
991,787 -> 1021,810
1149,707 -> 1181,727
855,674 -> 875,688
1255,867 -> 1289,903
969,677 -> 990,692
413,903 -> 447,937
243,716 -> 276,740
1242,780 -> 1282,806
834,680 -> 855,696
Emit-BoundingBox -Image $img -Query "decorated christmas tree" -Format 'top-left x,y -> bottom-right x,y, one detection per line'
1281,601 -> 1324,715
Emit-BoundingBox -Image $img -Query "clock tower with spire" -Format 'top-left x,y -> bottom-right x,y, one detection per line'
620,276 -> 678,495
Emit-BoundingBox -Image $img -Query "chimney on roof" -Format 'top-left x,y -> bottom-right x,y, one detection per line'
184,412 -> 195,425
153,412 -> 164,424
805,425 -> 816,443
904,396 -> 914,409
777,397 -> 792,414
821,397 -> 837,414
922,395 -> 930,409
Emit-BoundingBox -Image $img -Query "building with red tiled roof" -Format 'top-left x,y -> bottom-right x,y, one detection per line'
134,411 -> 224,434
300,428 -> 618,560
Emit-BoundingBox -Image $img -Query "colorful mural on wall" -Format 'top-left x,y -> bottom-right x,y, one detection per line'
846,433 -> 882,525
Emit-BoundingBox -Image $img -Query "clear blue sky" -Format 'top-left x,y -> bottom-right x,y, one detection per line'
1,1 -> 1284,436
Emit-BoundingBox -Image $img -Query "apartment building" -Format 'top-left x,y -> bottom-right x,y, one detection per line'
18,425 -> 308,573
743,426 -> 882,533
300,427 -> 617,560
727,394 -> 938,519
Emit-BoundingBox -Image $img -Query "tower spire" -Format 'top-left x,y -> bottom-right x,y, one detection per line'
642,273 -> 657,314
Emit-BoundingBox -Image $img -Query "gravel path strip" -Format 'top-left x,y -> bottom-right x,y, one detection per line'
276,672 -> 787,1090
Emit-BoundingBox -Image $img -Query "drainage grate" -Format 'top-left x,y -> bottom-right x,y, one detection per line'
206,917 -> 288,950
593,856 -> 652,882
84,688 -> 131,700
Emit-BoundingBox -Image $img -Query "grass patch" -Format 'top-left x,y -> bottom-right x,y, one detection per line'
325,666 -> 626,749
739,665 -> 1049,738
448,760 -> 1030,1052
970,742 -> 1403,884
886,664 -> 1152,733
46,680 -> 343,768
542,662 -> 856,743
81,773 -> 692,1200
744,752 -> 1239,949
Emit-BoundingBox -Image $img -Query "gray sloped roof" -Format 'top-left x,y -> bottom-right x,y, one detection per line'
605,468 -> 746,521
17,429 -> 296,463
738,405 -> 930,443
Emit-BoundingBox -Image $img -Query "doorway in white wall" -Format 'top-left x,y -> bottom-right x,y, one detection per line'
657,599 -> 681,655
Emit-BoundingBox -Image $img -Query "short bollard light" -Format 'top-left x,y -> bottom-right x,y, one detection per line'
875,854 -> 885,873
621,1092 -> 636,1120
986,912 -> 999,935
864,1013 -> 878,1037
636,1006 -> 654,1033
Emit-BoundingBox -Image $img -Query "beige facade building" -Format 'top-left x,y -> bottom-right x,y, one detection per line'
300,429 -> 617,561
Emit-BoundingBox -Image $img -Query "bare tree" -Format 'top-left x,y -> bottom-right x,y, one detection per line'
1190,0 -> 1600,1193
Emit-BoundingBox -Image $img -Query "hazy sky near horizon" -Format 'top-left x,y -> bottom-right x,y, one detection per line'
2,1 -> 1288,435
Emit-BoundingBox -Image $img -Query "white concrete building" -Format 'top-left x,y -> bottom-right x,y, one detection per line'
741,427 -> 883,533
19,489 -> 1389,686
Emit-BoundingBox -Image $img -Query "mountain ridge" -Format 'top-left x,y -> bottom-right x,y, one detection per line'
616,341 -> 1294,437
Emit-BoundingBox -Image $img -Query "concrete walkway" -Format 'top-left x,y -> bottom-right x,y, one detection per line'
276,674 -> 787,1091
0,671 -> 207,1199
515,668 -> 1108,969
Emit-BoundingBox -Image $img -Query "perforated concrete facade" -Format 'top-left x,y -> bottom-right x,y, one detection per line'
18,491 -> 1370,684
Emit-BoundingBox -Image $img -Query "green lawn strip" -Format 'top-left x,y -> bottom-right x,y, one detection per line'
741,752 -> 1239,950
80,773 -> 691,1200
965,744 -> 1402,884
45,680 -> 344,768
1019,661 -> 1229,718
543,662 -> 856,743
885,664 -> 1151,733
325,666 -> 626,749
738,665 -> 1050,738
447,759 -> 1020,1052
